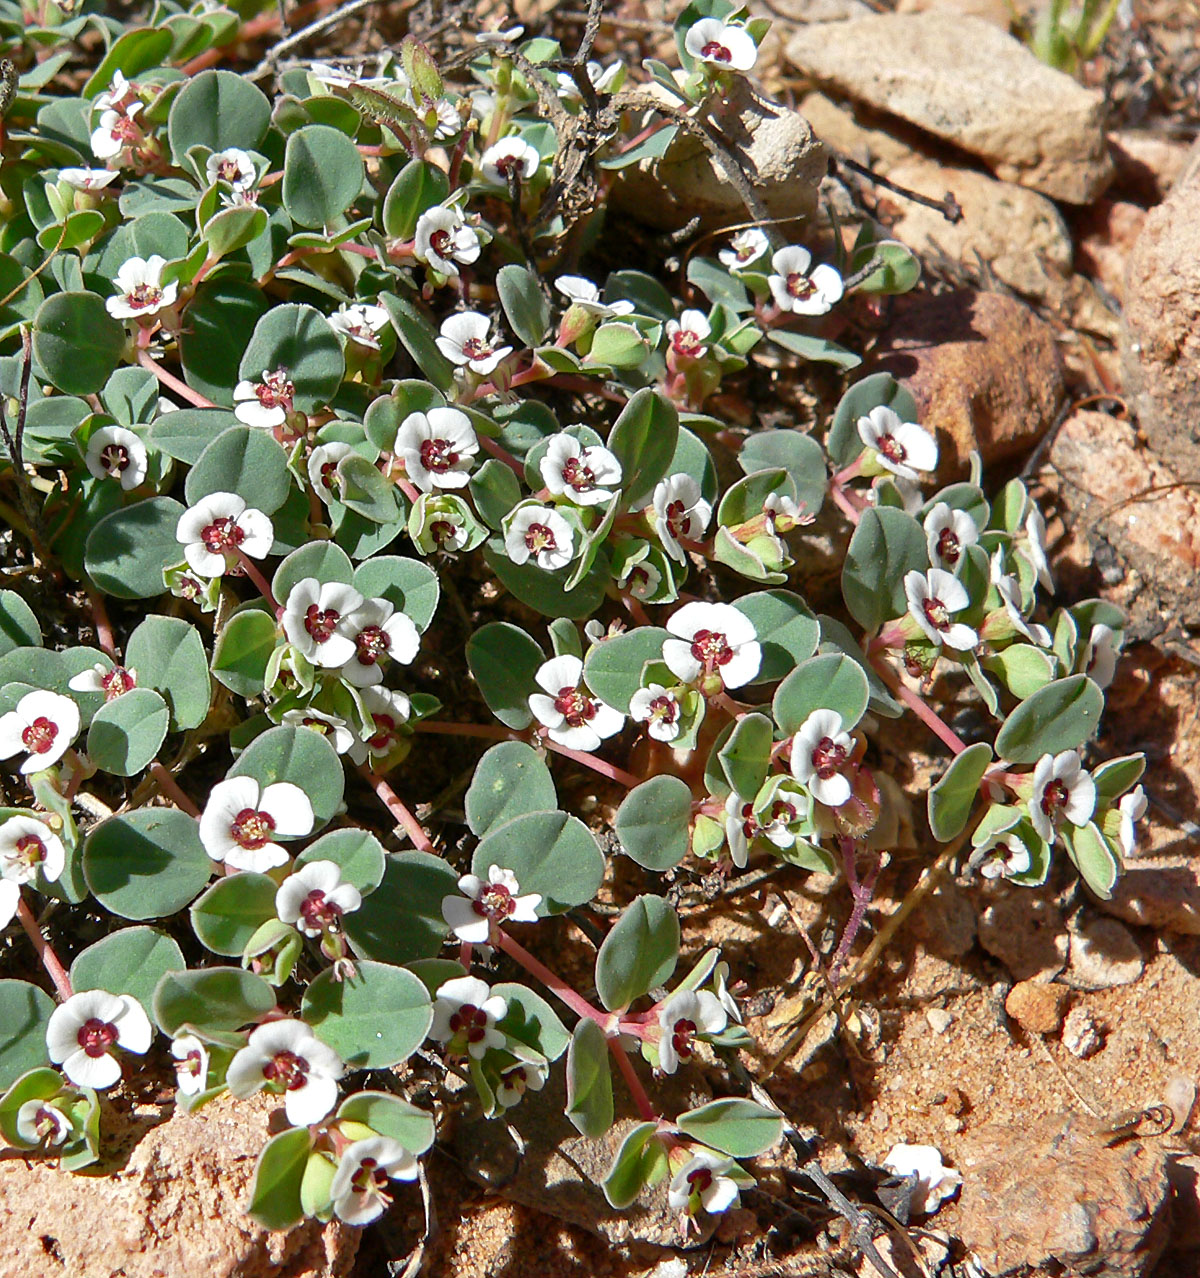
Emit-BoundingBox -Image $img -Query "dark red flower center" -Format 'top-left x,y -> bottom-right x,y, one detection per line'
878,433 -> 906,464
649,695 -> 678,724
811,737 -> 848,780
701,39 -> 732,62
922,597 -> 951,632
304,604 -> 340,643
740,801 -> 758,840
368,713 -> 400,752
1041,778 -> 1069,820
256,372 -> 294,410
201,516 -> 245,555
672,329 -> 704,357
786,272 -> 815,300
231,807 -> 276,850
78,1018 -> 118,1058
126,282 -> 162,310
461,336 -> 491,359
319,461 -> 340,491
350,1157 -> 389,1194
300,889 -> 342,932
690,629 -> 733,669
99,443 -> 131,475
561,457 -> 597,492
216,158 -> 243,182
419,437 -> 458,473
102,666 -> 136,699
448,1003 -> 490,1044
524,522 -> 557,554
263,1049 -> 308,1090
554,686 -> 596,727
354,624 -> 390,666
671,1017 -> 698,1058
770,800 -> 798,825
430,519 -> 457,547
472,882 -> 515,921
936,527 -> 961,565
21,717 -> 58,754
429,229 -> 452,257
15,833 -> 46,866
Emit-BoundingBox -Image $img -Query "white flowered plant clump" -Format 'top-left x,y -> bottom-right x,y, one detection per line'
540,436 -> 622,506
429,976 -> 508,1059
663,602 -> 761,692
105,256 -> 177,321
858,407 -> 938,481
684,17 -> 759,72
176,493 -> 274,577
768,246 -> 843,316
505,503 -> 575,570
394,407 -> 479,491
0,691 -> 81,774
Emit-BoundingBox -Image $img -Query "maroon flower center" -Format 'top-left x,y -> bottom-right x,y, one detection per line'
179,1049 -> 203,1078
740,801 -> 758,840
419,437 -> 458,473
687,1166 -> 714,1193
263,1049 -> 309,1090
461,336 -> 492,359
256,372 -> 294,410
354,624 -> 390,666
319,461 -> 340,491
501,1066 -> 528,1093
304,604 -> 341,643
350,1157 -> 389,1194
524,522 -> 557,554
448,1003 -> 490,1044
671,1017 -> 698,1058
126,282 -> 163,310
21,717 -> 59,754
201,516 -> 245,555
102,666 -> 136,699
736,244 -> 757,262
770,800 -> 798,825
15,833 -> 46,866
472,882 -> 515,921
811,737 -> 848,780
231,807 -> 276,850
430,519 -> 457,546
1041,778 -> 1069,820
494,155 -> 521,179
429,229 -> 452,257
561,457 -> 597,492
936,527 -> 961,565
922,597 -> 951,632
368,713 -> 399,751
700,39 -> 732,62
300,716 -> 333,737
217,158 -> 243,182
554,686 -> 596,727
786,272 -> 815,300
77,1018 -> 118,1058
99,443 -> 131,475
300,889 -> 342,932
178,575 -> 203,600
113,116 -> 140,144
32,1106 -> 61,1139
878,433 -> 906,464
665,499 -> 692,540
649,695 -> 678,724
672,329 -> 704,357
627,567 -> 650,594
690,629 -> 732,669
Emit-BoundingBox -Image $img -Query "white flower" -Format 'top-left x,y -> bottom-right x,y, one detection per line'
90,100 -> 141,160
765,492 -> 805,533
0,880 -> 18,930
1029,750 -> 1096,844
276,859 -> 363,937
790,709 -> 854,808
176,492 -> 274,577
718,228 -> 769,270
171,1033 -> 210,1097
280,707 -> 357,755
767,245 -> 843,315
233,368 -> 295,429
1023,507 -> 1055,592
330,1136 -> 417,1226
327,302 -> 389,350
58,167 -> 119,191
495,1060 -> 548,1108
429,975 -> 508,1059
353,686 -> 412,760
684,17 -> 759,72
281,578 -> 365,668
555,59 -> 623,103
989,554 -> 1051,647
1082,623 -> 1119,688
46,990 -> 152,1090
668,1148 -> 741,1215
430,99 -> 461,140
505,504 -> 574,571
924,503 -> 978,570
657,989 -> 727,1074
205,148 -> 257,191
665,309 -> 711,360
554,275 -> 634,318
630,683 -> 683,743
307,442 -> 355,503
413,207 -> 481,277
857,406 -> 938,481
94,71 -> 132,113
394,407 -> 478,492
220,186 -> 259,210
883,1144 -> 962,1215
528,655 -> 624,751
1117,785 -> 1146,858
198,775 -> 314,872
480,137 -> 541,186
441,865 -> 541,944
755,780 -> 810,850
434,312 -> 512,376
475,23 -> 524,43
83,425 -> 148,489
0,814 -> 66,884
652,474 -> 712,564
540,435 -> 622,506
617,554 -> 662,601
0,690 -> 81,775
226,1019 -> 344,1125
971,829 -> 1033,880
724,791 -> 755,868
663,602 -> 761,690
905,568 -> 978,651
309,61 -> 404,91
337,597 -> 421,688
15,1099 -> 72,1146
105,255 -> 177,321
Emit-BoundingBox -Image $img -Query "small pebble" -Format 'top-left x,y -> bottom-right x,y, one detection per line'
1062,1006 -> 1104,1059
1005,979 -> 1071,1035
926,1008 -> 955,1034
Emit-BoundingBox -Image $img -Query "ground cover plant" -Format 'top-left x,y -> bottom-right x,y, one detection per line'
0,0 -> 1148,1259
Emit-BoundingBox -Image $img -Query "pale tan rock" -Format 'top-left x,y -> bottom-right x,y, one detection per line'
871,290 -> 1065,478
785,14 -> 1113,202
1108,129 -> 1195,203
1005,979 -> 1071,1035
978,892 -> 1068,983
1098,855 -> 1200,937
1076,199 -> 1148,306
1062,1005 -> 1105,1060
0,1093 -> 359,1278
799,91 -> 920,171
895,0 -> 1010,23
884,160 -> 1073,307
1066,913 -> 1145,991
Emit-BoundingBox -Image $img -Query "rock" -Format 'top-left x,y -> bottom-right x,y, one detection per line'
909,879 -> 977,958
610,78 -> 827,233
1108,129 -> 1195,204
799,91 -> 921,171
1121,141 -> 1200,481
871,290 -> 1066,478
785,14 -> 1113,202
1076,199 -> 1148,306
925,1008 -> 954,1034
759,0 -> 874,19
1098,857 -> 1200,936
884,160 -> 1073,307
1005,979 -> 1071,1035
954,1114 -> 1171,1276
1165,1155 -> 1200,1251
1048,411 -> 1200,631
1066,914 -> 1145,990
895,0 -> 1010,23
1062,1006 -> 1105,1059
977,891 -> 1068,982
0,1094 -> 359,1278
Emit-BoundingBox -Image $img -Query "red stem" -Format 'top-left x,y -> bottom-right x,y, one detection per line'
494,929 -> 609,1028
870,656 -> 968,757
542,739 -> 642,790
828,480 -> 862,526
86,587 -> 118,658
235,550 -> 279,613
17,896 -> 72,1000
609,1037 -> 659,1122
136,350 -> 216,408
151,762 -> 201,817
363,769 -> 435,852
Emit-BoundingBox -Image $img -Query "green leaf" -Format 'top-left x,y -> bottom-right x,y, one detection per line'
382,160 -> 449,240
83,807 -> 213,921
247,1127 -> 313,1230
380,294 -> 454,392
853,239 -> 922,295
0,592 -> 41,656
583,627 -> 669,715
718,712 -> 773,799
497,263 -> 550,347
1093,754 -> 1146,807
587,322 -> 648,369
153,967 -> 276,1037
772,653 -> 870,736
179,280 -> 269,405
211,607 -> 279,698
818,615 -> 903,718
733,590 -> 820,683
767,330 -> 861,369
928,742 -> 993,842
595,895 -> 680,1012
229,724 -> 344,829
302,961 -> 433,1068
84,27 -> 174,96
168,69 -> 271,161
465,742 -> 557,838
0,1067 -> 65,1148
273,541 -> 355,603
351,555 -> 439,630
337,454 -> 401,524
494,983 -> 570,1063
86,688 -> 170,776
1064,821 -> 1120,900
614,775 -> 692,872
472,811 -> 604,915
202,203 -> 268,259
482,544 -> 608,620
185,425 -> 293,514
565,1017 -> 613,1139
994,675 -> 1105,765
32,292 -> 126,395
608,388 -> 679,509
190,872 -> 279,957
70,927 -> 185,1013
466,622 -> 544,730
124,616 -> 211,731
282,124 -> 364,228
827,373 -> 919,470
842,507 -> 929,632
343,851 -> 458,965
84,496 -> 187,600
982,643 -> 1056,699
0,981 -> 54,1088
296,828 -> 386,894
676,1098 -> 783,1158
336,1091 -> 435,1154
686,257 -> 750,313
603,1122 -> 666,1209
239,303 -> 346,414
469,458 -> 522,531
738,430 -> 827,518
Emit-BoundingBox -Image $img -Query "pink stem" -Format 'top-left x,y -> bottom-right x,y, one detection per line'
871,657 -> 969,757
829,838 -> 881,983
828,481 -> 862,526
478,434 -> 526,478
542,739 -> 642,790
609,1037 -> 659,1122
364,769 -> 435,852
136,350 -> 215,408
151,762 -> 201,817
87,587 -> 118,658
17,896 -> 72,1000
494,929 -> 608,1028
710,690 -> 746,720
235,551 -> 279,613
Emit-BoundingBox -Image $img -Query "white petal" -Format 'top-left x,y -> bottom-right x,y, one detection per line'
285,1073 -> 339,1125
63,1048 -> 121,1090
259,782 -> 315,837
113,995 -> 153,1053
